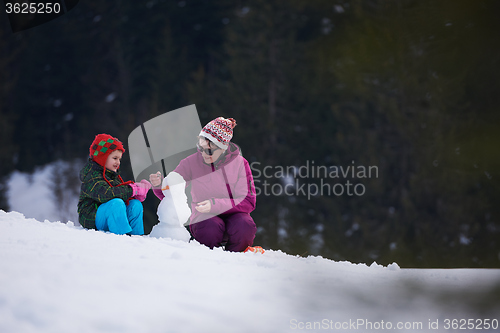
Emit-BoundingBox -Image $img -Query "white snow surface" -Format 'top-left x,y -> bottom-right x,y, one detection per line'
1,210 -> 499,333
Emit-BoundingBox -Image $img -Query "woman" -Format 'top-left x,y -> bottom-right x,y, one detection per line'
150,117 -> 260,252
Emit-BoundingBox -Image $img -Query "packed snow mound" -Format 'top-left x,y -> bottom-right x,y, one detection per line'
1,210 -> 499,333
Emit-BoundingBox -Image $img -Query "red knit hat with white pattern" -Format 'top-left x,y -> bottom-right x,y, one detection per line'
199,117 -> 237,150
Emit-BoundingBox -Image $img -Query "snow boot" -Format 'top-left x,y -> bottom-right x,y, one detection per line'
244,246 -> 265,254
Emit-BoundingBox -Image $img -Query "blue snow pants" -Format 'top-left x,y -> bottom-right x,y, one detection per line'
95,198 -> 144,235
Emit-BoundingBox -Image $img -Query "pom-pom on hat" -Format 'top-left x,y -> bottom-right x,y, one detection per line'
89,133 -> 125,168
199,117 -> 237,150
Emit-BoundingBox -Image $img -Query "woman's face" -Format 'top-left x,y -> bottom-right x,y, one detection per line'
198,137 -> 224,164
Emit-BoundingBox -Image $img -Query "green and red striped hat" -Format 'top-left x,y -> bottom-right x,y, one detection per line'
89,134 -> 125,168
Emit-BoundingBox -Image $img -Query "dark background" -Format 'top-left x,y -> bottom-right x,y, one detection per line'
1,0 -> 499,268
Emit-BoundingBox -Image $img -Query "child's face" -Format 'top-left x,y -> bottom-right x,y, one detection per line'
105,150 -> 123,172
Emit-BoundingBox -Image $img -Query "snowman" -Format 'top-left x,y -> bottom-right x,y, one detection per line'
149,172 -> 191,242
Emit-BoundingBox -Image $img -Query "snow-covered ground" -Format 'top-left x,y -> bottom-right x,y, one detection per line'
1,210 -> 499,333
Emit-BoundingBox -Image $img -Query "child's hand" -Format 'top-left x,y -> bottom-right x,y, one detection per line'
195,200 -> 211,213
129,180 -> 152,202
149,171 -> 162,187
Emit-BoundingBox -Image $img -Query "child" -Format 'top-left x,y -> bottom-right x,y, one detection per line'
78,133 -> 151,235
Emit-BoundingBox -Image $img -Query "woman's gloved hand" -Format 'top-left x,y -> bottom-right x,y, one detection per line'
149,171 -> 162,187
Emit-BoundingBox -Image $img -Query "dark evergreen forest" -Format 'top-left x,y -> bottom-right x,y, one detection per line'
1,0 -> 499,267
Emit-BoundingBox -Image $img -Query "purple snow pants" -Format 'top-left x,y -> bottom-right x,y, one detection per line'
189,213 -> 257,252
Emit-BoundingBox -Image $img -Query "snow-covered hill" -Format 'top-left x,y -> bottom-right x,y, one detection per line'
1,210 -> 499,333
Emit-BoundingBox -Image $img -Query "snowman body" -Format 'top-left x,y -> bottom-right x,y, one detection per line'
149,172 -> 191,242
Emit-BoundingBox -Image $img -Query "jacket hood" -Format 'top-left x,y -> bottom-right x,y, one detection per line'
213,142 -> 242,169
